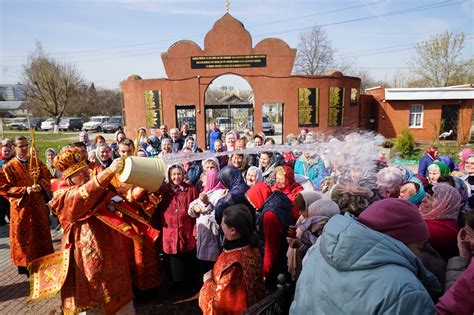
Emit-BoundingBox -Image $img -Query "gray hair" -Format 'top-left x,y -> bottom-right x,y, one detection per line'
308,199 -> 340,217
376,166 -> 404,189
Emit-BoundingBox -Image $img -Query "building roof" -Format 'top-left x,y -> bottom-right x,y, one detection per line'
385,86 -> 474,100
217,94 -> 247,104
0,101 -> 25,110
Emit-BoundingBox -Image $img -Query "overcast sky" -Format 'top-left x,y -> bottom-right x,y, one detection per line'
1,0 -> 472,89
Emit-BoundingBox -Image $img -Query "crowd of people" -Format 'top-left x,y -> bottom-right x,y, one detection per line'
0,123 -> 473,314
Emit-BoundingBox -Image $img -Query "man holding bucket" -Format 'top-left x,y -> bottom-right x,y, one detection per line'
28,148 -> 137,313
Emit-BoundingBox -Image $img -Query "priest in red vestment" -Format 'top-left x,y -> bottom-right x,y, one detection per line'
111,138 -> 163,291
49,148 -> 135,314
0,136 -> 53,275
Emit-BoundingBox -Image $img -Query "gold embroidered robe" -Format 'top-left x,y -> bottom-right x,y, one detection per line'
199,245 -> 265,315
0,157 -> 53,267
50,169 -> 133,314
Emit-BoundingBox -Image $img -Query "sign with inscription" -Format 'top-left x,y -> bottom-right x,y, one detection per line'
144,90 -> 163,128
191,55 -> 267,69
298,88 -> 319,127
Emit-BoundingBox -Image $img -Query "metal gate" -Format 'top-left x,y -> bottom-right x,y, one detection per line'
204,104 -> 253,148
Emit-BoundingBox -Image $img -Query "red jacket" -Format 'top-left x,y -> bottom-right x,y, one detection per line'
154,182 -> 198,254
426,219 -> 459,261
262,211 -> 283,277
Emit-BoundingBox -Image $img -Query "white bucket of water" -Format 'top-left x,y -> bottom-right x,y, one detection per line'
118,156 -> 167,192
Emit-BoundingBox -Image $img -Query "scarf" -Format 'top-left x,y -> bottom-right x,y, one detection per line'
420,183 -> 461,220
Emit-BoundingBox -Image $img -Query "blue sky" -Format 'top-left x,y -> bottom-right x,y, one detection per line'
1,0 -> 472,89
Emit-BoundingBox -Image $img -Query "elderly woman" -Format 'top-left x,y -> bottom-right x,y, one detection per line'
245,166 -> 263,187
224,131 -> 236,151
291,199 -> 440,314
427,161 -> 450,184
376,166 -> 404,198
399,181 -> 426,205
272,166 -> 304,220
420,183 -> 462,261
246,182 -> 294,290
202,157 -> 219,172
188,169 -> 225,276
183,136 -> 203,153
458,148 -> 473,172
330,181 -> 376,217
45,148 -> 61,178
91,143 -> 113,173
158,138 -> 172,156
259,151 -> 279,186
152,164 -> 199,295
287,198 -> 338,281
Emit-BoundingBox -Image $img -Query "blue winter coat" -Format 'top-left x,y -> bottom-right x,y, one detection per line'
417,154 -> 436,177
293,156 -> 327,188
290,214 -> 440,315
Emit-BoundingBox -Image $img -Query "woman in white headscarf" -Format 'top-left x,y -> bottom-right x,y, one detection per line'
245,166 -> 263,187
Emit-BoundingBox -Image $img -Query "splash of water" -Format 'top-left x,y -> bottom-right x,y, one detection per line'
160,131 -> 385,177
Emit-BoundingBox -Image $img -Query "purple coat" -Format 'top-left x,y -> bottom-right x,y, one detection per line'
436,259 -> 474,315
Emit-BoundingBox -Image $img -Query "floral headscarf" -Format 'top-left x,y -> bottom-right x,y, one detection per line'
420,183 -> 461,220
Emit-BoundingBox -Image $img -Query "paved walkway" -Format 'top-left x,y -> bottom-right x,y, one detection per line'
0,224 -> 62,314
0,222 -> 201,314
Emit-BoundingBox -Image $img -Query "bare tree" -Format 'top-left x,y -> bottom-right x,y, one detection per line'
409,32 -> 470,87
294,26 -> 335,75
333,58 -> 388,90
23,43 -> 83,133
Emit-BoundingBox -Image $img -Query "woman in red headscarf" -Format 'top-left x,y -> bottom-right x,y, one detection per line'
246,182 -> 293,290
271,166 -> 304,220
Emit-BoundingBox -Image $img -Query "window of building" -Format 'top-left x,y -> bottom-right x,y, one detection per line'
350,88 -> 359,106
409,104 -> 423,128
298,88 -> 319,127
144,90 -> 164,128
328,87 -> 344,127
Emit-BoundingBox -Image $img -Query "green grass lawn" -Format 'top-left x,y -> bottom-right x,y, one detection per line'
2,131 -> 76,162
